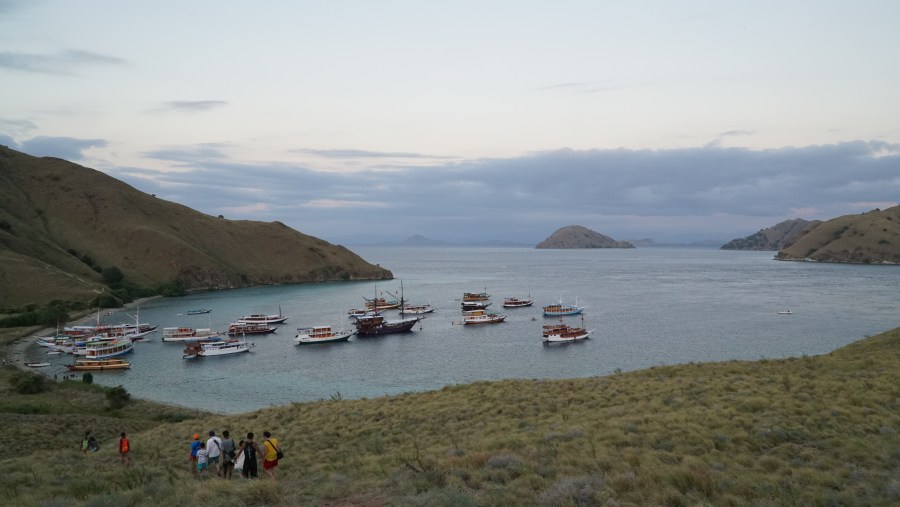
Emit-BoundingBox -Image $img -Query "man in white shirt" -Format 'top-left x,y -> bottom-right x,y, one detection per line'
206,430 -> 223,477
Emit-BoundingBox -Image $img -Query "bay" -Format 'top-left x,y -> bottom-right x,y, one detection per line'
28,247 -> 900,414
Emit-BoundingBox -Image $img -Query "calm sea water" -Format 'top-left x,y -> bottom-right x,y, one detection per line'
26,247 -> 900,414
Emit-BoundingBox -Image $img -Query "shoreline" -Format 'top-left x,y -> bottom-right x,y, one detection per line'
6,295 -> 162,376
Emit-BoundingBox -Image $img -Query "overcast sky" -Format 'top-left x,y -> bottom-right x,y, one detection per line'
2,1 -> 898,244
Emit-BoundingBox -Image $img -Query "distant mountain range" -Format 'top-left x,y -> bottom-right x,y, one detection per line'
535,225 -> 634,249
0,147 -> 391,308
720,219 -> 820,250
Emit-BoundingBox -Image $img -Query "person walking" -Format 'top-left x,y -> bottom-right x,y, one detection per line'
220,430 -> 237,479
196,442 -> 208,478
118,432 -> 130,466
206,431 -> 222,477
82,431 -> 91,456
261,430 -> 282,481
188,433 -> 202,473
236,432 -> 261,479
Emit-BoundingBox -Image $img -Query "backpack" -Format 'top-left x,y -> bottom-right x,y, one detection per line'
120,438 -> 130,453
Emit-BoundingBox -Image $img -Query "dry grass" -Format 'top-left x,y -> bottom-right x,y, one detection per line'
777,206 -> 900,263
3,326 -> 899,506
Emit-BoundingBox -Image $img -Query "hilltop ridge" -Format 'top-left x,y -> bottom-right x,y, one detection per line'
536,225 -> 634,249
0,146 -> 391,308
721,218 -> 820,250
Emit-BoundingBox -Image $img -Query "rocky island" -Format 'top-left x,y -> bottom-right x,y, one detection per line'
535,225 -> 634,249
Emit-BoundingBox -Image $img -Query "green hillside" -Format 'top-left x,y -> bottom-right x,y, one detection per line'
0,147 -> 391,308
721,218 -> 820,250
776,206 -> 900,264
2,324 -> 898,506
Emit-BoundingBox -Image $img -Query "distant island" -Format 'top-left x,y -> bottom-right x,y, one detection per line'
721,218 -> 820,250
535,225 -> 634,249
0,146 -> 391,309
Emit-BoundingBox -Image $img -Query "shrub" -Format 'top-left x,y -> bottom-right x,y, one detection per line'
106,385 -> 131,409
10,371 -> 48,394
82,372 -> 94,384
102,266 -> 124,286
158,279 -> 186,297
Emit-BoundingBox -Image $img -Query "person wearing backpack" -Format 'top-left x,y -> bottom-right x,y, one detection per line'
261,430 -> 283,481
206,431 -> 223,477
118,432 -> 130,466
220,430 -> 237,479
236,432 -> 261,479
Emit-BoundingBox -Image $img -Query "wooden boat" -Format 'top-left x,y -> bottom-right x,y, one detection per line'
185,309 -> 212,315
66,358 -> 131,371
294,325 -> 354,345
163,327 -> 222,342
184,339 -> 253,358
542,299 -> 585,316
227,322 -> 277,336
503,296 -> 534,308
462,291 -> 490,302
354,314 -> 420,336
237,307 -> 288,325
542,317 -> 594,344
462,309 -> 507,325
363,296 -> 401,311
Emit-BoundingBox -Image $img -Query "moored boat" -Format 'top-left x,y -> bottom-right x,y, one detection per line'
66,358 -> 131,371
400,302 -> 436,315
363,296 -> 401,311
542,300 -> 585,316
462,309 -> 507,324
25,362 -> 51,368
83,338 -> 134,359
353,314 -> 420,336
162,327 -> 223,342
542,318 -> 594,343
185,309 -> 212,315
237,307 -> 288,325
503,296 -> 534,308
294,325 -> 354,345
227,322 -> 277,336
184,339 -> 253,358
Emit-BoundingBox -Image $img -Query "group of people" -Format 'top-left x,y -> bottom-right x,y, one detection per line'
81,430 -> 130,466
190,430 -> 282,480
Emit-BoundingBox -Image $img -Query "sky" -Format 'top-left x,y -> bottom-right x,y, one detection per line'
1,0 -> 899,245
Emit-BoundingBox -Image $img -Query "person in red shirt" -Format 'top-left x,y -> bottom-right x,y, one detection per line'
118,432 -> 130,466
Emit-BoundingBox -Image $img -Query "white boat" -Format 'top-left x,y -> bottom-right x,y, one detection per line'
542,318 -> 594,344
25,362 -> 51,368
184,339 -> 253,358
348,308 -> 377,318
294,325 -> 354,345
84,338 -> 134,359
400,302 -> 436,315
542,301 -> 585,316
162,327 -> 222,342
777,310 -> 793,315
503,296 -> 534,308
237,307 -> 288,325
462,309 -> 507,325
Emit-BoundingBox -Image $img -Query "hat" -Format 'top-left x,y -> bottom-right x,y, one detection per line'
193,433 -> 200,440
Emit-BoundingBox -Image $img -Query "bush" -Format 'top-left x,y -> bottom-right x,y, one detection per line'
106,385 -> 131,409
82,372 -> 94,384
157,279 -> 186,297
102,266 -> 124,286
10,372 -> 48,394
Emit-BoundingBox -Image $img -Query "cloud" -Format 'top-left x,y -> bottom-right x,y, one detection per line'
158,100 -> 228,113
295,148 -> 451,159
20,136 -> 107,160
103,140 -> 900,244
0,50 -> 125,75
0,117 -> 38,137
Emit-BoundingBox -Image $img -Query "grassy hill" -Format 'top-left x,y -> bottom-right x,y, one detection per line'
536,225 -> 634,249
3,322 -> 898,506
0,147 -> 391,308
776,206 -> 900,264
721,218 -> 820,251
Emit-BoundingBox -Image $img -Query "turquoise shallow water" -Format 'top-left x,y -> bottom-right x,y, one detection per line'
26,247 -> 900,414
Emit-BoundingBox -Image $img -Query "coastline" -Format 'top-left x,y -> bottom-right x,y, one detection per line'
5,295 -> 162,375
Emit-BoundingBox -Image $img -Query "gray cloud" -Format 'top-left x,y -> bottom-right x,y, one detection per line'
159,100 -> 228,113
0,117 -> 37,137
20,136 -> 107,160
102,141 -> 900,245
295,148 -> 454,160
0,50 -> 126,75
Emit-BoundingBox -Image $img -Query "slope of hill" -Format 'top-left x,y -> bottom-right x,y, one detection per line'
536,225 -> 634,249
721,218 -> 821,250
4,324 -> 899,505
775,206 -> 900,263
0,147 -> 391,308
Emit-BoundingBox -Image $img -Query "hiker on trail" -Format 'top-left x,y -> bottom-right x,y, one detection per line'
118,432 -> 130,466
236,432 -> 261,479
261,430 -> 281,481
82,431 -> 91,456
220,430 -> 237,479
196,442 -> 208,478
188,433 -> 202,473
206,431 -> 222,477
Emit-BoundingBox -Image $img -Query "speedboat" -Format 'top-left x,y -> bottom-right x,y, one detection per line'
294,326 -> 354,345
